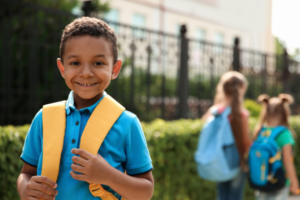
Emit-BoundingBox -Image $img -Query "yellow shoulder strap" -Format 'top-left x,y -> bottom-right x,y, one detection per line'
42,101 -> 66,183
80,95 -> 124,155
80,95 -> 125,200
42,95 -> 126,200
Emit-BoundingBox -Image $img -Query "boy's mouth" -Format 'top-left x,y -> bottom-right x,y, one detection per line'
76,82 -> 98,87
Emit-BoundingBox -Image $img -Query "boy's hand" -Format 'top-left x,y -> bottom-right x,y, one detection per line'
70,149 -> 113,185
22,176 -> 58,200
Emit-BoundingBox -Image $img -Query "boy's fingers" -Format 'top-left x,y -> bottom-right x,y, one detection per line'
70,171 -> 86,181
27,197 -> 38,200
72,155 -> 88,166
30,189 -> 55,200
32,176 -> 57,189
28,197 -> 38,200
71,148 -> 92,159
30,181 -> 58,196
71,164 -> 86,173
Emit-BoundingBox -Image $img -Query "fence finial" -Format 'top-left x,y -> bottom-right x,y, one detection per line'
180,25 -> 187,35
234,37 -> 239,46
233,37 -> 240,72
81,0 -> 94,17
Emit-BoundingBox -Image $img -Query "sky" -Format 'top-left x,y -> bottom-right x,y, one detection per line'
272,0 -> 300,52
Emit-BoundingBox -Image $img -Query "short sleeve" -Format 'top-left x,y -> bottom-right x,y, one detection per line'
125,116 -> 153,175
20,109 -> 43,167
241,109 -> 249,118
276,130 -> 295,149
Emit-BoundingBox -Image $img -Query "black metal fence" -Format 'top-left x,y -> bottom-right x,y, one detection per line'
1,1 -> 299,125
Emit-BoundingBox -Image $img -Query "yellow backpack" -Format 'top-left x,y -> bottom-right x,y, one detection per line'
42,95 -> 126,200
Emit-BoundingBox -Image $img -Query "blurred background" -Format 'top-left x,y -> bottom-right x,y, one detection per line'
2,0 -> 300,125
2,1 -> 300,200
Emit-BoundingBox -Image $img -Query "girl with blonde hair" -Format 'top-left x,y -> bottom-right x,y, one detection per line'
253,94 -> 299,200
202,71 -> 252,200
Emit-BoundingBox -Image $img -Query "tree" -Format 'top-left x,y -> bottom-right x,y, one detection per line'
22,0 -> 79,12
275,37 -> 285,55
21,0 -> 111,14
1,0 -> 112,125
93,0 -> 110,15
290,48 -> 300,62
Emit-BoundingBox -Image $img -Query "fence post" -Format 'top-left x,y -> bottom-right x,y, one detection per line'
82,0 -> 94,16
262,54 -> 267,94
210,58 -> 214,99
130,42 -> 136,112
233,37 -> 240,72
178,25 -> 189,119
146,45 -> 152,120
282,49 -> 290,93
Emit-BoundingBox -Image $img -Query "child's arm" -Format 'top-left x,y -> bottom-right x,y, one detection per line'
282,144 -> 299,194
70,149 -> 154,200
106,170 -> 154,200
17,163 -> 58,200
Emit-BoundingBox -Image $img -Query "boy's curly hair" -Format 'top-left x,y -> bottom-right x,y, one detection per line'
59,17 -> 118,64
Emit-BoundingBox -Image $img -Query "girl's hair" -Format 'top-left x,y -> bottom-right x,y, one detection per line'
203,71 -> 248,156
253,94 -> 295,138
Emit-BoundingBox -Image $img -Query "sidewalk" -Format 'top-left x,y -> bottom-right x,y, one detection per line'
289,196 -> 300,200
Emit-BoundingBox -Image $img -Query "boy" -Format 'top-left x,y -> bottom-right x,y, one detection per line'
17,17 -> 154,200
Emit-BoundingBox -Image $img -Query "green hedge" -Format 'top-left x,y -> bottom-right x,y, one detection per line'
244,99 -> 262,118
1,118 -> 300,200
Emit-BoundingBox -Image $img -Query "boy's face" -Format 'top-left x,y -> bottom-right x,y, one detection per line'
57,35 -> 121,101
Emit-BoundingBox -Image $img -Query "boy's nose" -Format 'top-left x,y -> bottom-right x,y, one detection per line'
80,64 -> 94,77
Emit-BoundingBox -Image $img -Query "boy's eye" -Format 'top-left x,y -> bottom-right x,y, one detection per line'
70,62 -> 80,66
93,62 -> 103,66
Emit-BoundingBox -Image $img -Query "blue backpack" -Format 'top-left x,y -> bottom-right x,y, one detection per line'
248,126 -> 287,192
194,107 -> 240,182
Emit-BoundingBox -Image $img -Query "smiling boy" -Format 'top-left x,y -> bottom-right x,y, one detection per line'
17,17 -> 154,200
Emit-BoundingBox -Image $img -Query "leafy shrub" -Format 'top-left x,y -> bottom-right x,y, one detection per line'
1,117 -> 300,200
244,99 -> 262,118
0,126 -> 28,199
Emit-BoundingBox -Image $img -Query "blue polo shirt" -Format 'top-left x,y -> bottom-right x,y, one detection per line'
21,91 -> 153,200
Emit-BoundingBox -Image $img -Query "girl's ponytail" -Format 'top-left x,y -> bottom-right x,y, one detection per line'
278,93 -> 294,104
223,77 -> 244,158
278,94 -> 296,138
253,94 -> 269,139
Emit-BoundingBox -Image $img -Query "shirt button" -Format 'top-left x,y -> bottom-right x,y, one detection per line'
76,121 -> 79,125
72,139 -> 76,144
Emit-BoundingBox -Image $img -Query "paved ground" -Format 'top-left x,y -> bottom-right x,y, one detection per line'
289,196 -> 300,200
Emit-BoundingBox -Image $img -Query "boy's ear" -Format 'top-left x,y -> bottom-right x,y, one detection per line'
57,58 -> 65,79
111,60 -> 122,80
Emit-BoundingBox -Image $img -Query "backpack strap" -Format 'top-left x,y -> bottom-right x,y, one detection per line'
222,107 -> 231,118
269,126 -> 288,140
81,95 -> 125,199
264,126 -> 288,164
258,126 -> 287,139
210,106 -> 231,117
42,101 -> 67,183
42,95 -> 126,200
80,95 -> 124,155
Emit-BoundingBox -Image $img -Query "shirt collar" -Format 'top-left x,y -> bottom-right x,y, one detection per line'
65,91 -> 107,115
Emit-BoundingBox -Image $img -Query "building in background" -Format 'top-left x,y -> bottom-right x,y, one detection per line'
104,0 -> 274,53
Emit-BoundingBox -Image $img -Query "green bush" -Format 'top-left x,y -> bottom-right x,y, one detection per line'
0,126 -> 28,199
1,117 -> 300,200
244,99 -> 262,118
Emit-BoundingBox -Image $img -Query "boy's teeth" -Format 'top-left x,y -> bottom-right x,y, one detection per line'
79,83 -> 95,86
